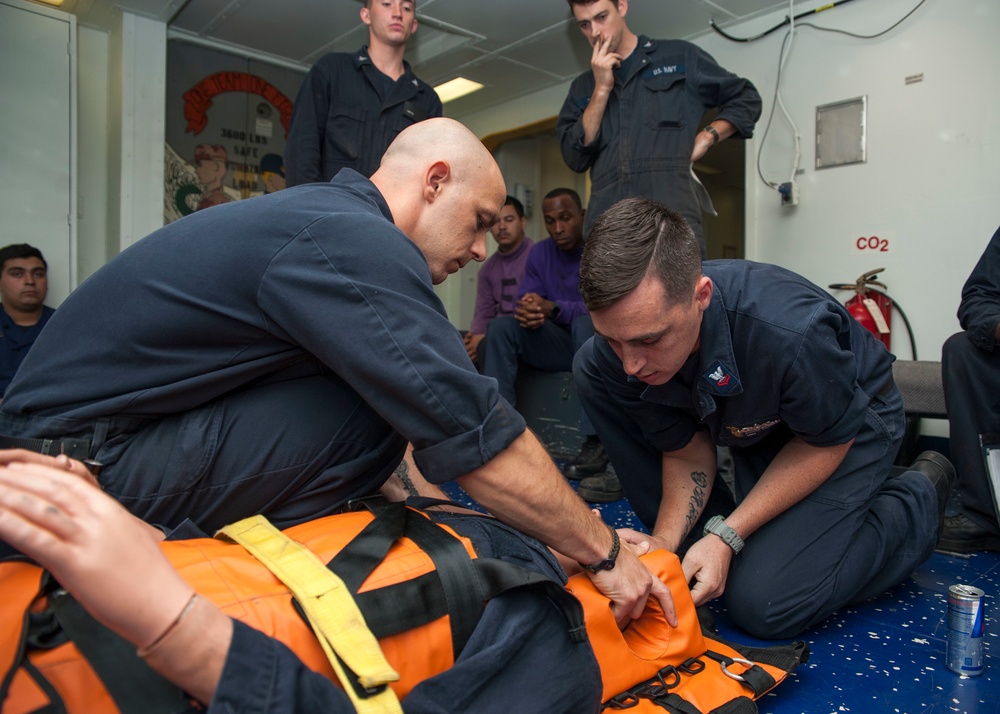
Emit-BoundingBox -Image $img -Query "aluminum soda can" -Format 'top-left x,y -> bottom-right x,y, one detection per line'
946,584 -> 985,676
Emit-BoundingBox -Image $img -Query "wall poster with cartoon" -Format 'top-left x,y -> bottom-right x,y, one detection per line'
165,41 -> 305,223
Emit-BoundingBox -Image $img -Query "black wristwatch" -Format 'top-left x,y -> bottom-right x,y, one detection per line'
549,303 -> 561,320
579,524 -> 620,573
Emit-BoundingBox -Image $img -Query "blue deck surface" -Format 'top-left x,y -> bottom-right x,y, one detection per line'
443,479 -> 1000,713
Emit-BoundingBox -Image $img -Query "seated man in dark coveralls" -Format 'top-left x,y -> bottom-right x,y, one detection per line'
0,118 -> 668,635
573,197 -> 955,640
940,224 -> 1000,552
482,188 -> 615,500
0,452 -> 604,713
0,243 -> 54,397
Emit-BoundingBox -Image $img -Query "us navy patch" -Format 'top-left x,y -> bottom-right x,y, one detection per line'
703,361 -> 740,394
650,63 -> 685,77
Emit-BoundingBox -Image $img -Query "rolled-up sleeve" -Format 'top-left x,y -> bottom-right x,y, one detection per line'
557,76 -> 601,173
692,45 -> 762,139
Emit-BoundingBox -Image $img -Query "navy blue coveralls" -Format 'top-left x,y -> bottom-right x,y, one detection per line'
574,261 -> 938,639
0,171 -> 523,535
284,47 -> 442,186
558,36 -> 761,248
942,224 -> 1000,534
0,304 -> 53,396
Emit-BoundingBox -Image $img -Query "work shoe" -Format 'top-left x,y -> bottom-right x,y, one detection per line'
577,469 -> 624,503
939,514 -> 1000,554
907,451 -> 955,538
564,435 -> 609,480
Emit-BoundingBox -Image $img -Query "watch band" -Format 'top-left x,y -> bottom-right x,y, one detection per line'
703,125 -> 720,145
703,515 -> 744,554
579,524 -> 620,573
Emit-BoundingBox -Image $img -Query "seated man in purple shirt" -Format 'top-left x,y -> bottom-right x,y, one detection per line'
464,196 -> 533,368
482,188 -> 617,501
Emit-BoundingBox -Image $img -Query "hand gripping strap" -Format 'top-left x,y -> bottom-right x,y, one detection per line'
219,515 -> 402,714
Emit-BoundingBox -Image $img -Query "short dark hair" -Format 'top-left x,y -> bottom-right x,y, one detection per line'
504,195 -> 525,219
0,244 -> 46,272
580,198 -> 701,312
566,0 -> 603,8
543,187 -> 583,211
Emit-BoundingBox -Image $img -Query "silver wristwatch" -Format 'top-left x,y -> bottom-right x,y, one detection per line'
703,515 -> 744,554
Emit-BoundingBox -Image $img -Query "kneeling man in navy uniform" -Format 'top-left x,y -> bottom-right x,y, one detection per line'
574,197 -> 953,639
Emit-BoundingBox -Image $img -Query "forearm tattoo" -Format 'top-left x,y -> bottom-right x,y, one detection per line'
685,471 -> 709,534
394,459 -> 420,497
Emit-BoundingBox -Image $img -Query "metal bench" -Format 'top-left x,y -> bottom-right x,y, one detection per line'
891,359 -> 948,465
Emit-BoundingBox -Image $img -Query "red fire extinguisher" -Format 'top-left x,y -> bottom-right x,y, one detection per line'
829,268 -> 894,351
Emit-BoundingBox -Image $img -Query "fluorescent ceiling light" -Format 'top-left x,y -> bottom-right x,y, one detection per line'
434,77 -> 483,104
33,0 -> 65,4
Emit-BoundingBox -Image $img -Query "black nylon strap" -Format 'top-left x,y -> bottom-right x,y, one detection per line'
347,557 -> 587,643
352,571 -> 449,637
16,659 -> 67,714
326,499 -> 408,592
649,692 -> 705,713
704,632 -> 810,673
396,508 -> 486,657
49,591 -> 193,714
474,558 -> 588,644
735,664 -> 775,697
324,501 -> 586,652
0,606 -> 63,714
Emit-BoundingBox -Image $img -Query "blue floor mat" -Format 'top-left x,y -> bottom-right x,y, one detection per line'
441,478 -> 1000,712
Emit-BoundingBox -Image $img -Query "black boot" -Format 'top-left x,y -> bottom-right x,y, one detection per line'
577,468 -> 624,503
564,435 -> 609,480
907,450 -> 955,540
939,514 -> 1000,553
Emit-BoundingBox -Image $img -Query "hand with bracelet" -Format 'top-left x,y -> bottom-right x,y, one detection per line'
0,459 -> 231,704
577,513 -> 677,629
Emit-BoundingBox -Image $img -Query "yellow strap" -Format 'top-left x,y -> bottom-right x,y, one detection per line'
218,515 -> 402,714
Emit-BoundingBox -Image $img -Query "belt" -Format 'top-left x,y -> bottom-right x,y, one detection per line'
0,435 -> 92,461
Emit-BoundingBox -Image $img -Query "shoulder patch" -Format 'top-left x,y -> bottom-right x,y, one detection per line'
703,361 -> 740,394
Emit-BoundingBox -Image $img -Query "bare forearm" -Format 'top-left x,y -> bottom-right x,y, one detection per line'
379,444 -> 450,501
653,431 -> 717,551
138,597 -> 232,704
457,430 -> 612,565
724,437 -> 852,541
691,119 -> 738,163
458,430 -> 674,626
580,88 -> 611,146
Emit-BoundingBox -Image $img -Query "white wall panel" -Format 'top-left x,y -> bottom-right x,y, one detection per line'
0,0 -> 76,305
